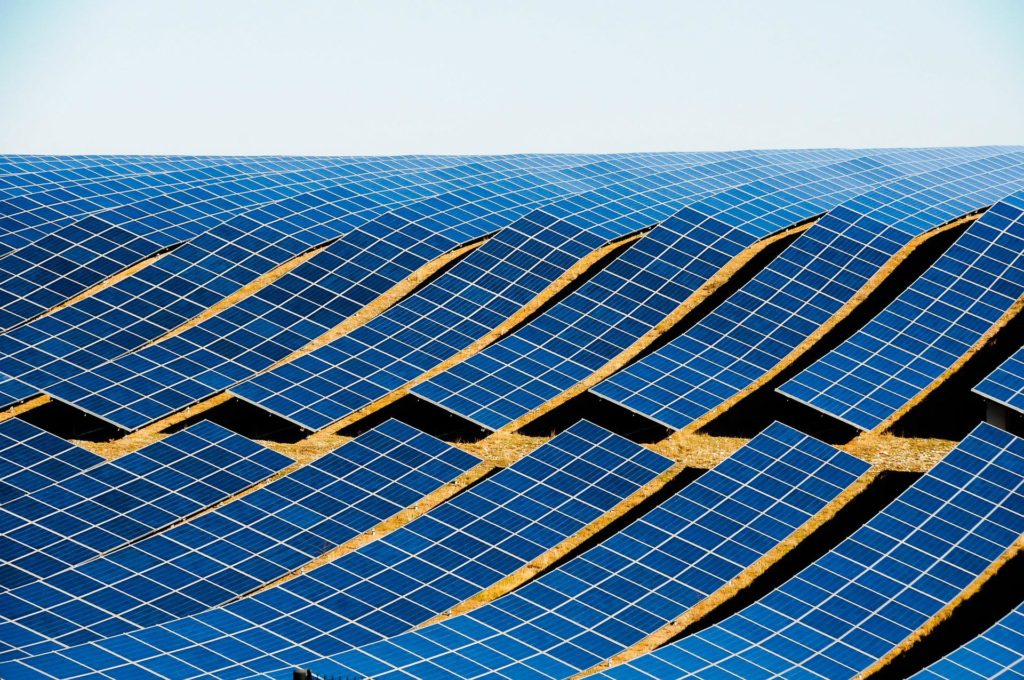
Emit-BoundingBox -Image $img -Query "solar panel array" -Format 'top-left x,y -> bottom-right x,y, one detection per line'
912,599 -> 1024,679
1,148 -> 1024,679
0,420 -> 671,678
0,422 -> 290,591
779,190 -> 1024,431
595,422 -> 1024,679
411,149 -> 991,431
975,346 -> 1024,415
0,419 -> 102,504
0,419 -> 479,660
592,152 -> 1024,430
305,422 -> 870,679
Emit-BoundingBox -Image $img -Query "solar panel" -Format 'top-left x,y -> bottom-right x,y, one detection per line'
411,149 -> 994,431
230,152 -> 864,431
299,422 -> 869,679
911,599 -> 1024,679
0,420 -> 672,678
780,190 -> 1024,431
594,421 -> 1024,679
0,419 -> 102,505
592,152 -> 1024,431
0,419 -> 480,659
43,151 -> 839,431
0,421 -> 291,591
0,160 -> 584,401
975,346 -> 1024,415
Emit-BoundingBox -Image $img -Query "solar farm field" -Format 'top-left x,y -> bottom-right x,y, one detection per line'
0,148 -> 1022,679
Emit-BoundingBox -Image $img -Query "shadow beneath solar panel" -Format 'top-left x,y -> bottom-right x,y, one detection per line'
166,396 -> 312,443
889,307 -> 1024,440
19,399 -> 125,441
519,227 -> 806,443
337,394 -> 490,442
698,220 -> 970,444
663,469 -> 918,643
873,548 -> 1024,679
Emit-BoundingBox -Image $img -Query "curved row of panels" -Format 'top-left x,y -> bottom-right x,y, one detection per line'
0,148 -> 1023,678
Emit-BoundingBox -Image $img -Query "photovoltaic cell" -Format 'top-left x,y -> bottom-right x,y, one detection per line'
0,421 -> 290,591
0,419 -> 479,659
0,419 -> 102,505
911,599 -> 1024,679
412,149 -> 991,430
592,152 -> 1024,431
303,422 -> 870,679
0,420 -> 672,679
975,346 -> 1024,416
595,422 -> 1024,680
780,190 -> 1024,430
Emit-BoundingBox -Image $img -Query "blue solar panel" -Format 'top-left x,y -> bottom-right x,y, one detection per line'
0,419 -> 479,659
300,422 -> 870,679
912,599 -> 1024,679
0,419 -> 102,505
412,149 -> 993,431
592,152 -> 1024,431
0,420 -> 672,678
0,421 -> 290,591
780,190 -> 1024,430
0,159 -> 584,400
231,152 -> 859,431
40,154 -> 744,430
975,346 -> 1024,415
595,421 -> 1024,679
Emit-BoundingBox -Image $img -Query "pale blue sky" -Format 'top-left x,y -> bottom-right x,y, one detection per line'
0,0 -> 1021,154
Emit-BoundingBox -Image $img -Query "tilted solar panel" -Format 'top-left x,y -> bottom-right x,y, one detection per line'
595,422 -> 1024,679
0,419 -> 480,659
0,421 -> 291,591
592,152 -> 1024,431
230,152 -> 859,431
911,599 -> 1024,679
975,346 -> 1024,415
0,420 -> 672,679
0,419 -> 102,505
39,154 -> 746,430
301,422 -> 870,679
780,190 -> 1024,431
412,148 -> 994,431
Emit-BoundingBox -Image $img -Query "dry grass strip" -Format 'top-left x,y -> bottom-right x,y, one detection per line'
840,432 -> 956,472
418,462 -> 685,627
238,462 -> 492,601
859,535 -> 1024,678
648,432 -> 751,468
0,395 -> 50,426
577,465 -> 882,677
871,294 -> 1024,434
497,221 -> 814,434
661,213 -> 981,446
303,231 -> 647,446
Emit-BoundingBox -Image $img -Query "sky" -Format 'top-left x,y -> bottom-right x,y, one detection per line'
0,0 -> 1021,155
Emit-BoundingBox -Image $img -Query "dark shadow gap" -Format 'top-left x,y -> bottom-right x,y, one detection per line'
178,397 -> 310,443
665,470 -> 919,642
890,307 -> 1024,440
700,219 -> 970,442
20,400 -> 125,441
874,548 -> 1024,680
337,394 -> 488,442
519,227 -> 805,442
